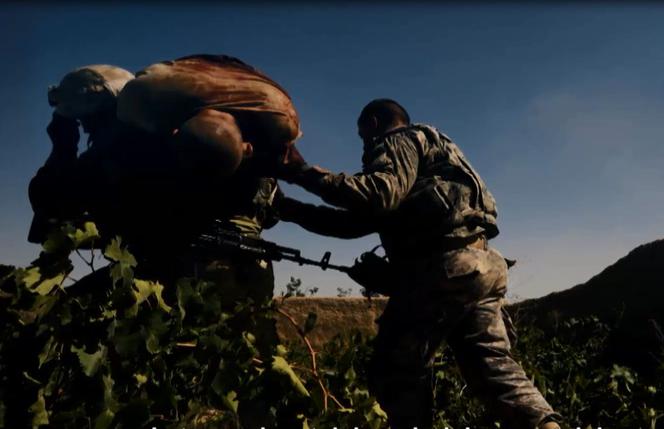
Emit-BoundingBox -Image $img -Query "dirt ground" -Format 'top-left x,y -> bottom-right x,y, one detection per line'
275,297 -> 388,349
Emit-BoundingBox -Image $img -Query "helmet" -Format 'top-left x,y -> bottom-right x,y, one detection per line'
48,64 -> 134,119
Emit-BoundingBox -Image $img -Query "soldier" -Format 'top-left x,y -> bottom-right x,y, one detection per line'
28,64 -> 136,245
29,60 -> 283,365
274,99 -> 563,429
29,64 -> 277,286
28,64 -> 195,264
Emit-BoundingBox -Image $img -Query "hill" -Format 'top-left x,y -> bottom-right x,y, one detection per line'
279,239 -> 664,370
511,239 -> 664,370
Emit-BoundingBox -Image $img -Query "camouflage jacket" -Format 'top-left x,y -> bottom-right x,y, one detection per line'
287,123 -> 499,261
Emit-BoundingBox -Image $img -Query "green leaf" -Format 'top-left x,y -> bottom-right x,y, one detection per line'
271,356 -> 310,398
101,375 -> 118,412
71,344 -> 106,377
93,409 -> 115,429
104,237 -> 136,265
366,402 -> 388,429
38,336 -> 58,368
104,237 -> 136,287
134,373 -> 148,386
42,227 -> 72,254
344,365 -> 357,383
300,415 -> 310,429
276,344 -> 288,357
19,295 -> 58,324
29,389 -> 49,427
32,274 -> 65,296
17,267 -> 41,288
133,279 -> 172,313
69,222 -> 100,247
145,331 -> 160,355
222,390 -> 239,414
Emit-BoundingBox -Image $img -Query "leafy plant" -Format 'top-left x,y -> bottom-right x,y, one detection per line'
1,222 -> 663,429
0,223 -> 385,429
336,287 -> 353,298
282,277 -> 319,298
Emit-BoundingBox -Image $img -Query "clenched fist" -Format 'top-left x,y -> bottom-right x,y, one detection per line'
47,112 -> 80,152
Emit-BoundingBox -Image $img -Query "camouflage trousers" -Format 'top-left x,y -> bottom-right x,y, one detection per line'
369,245 -> 561,429
195,256 -> 279,358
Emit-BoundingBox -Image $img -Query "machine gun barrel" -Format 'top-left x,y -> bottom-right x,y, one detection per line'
194,226 -> 350,273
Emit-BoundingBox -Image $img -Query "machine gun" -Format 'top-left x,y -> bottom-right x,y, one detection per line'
193,221 -> 350,273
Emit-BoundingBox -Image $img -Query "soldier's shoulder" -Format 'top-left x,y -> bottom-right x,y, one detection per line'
410,123 -> 452,142
379,125 -> 423,146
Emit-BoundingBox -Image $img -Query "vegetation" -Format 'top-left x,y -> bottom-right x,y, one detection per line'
0,222 -> 662,428
282,277 -> 319,298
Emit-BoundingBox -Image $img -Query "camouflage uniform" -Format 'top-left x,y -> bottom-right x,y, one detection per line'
30,123 -> 283,427
280,124 -> 561,428
29,117 -> 276,271
193,176 -> 280,329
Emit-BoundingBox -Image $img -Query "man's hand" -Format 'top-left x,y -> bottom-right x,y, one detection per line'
347,249 -> 394,296
310,165 -> 332,175
46,112 -> 80,152
247,144 -> 333,186
282,144 -> 306,167
246,144 -> 308,180
275,144 -> 310,183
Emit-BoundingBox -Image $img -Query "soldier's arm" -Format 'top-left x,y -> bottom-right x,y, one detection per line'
292,133 -> 420,213
28,114 -> 96,242
277,196 -> 376,239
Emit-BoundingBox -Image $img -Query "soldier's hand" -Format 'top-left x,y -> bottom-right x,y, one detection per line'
282,144 -> 306,167
245,145 -> 306,180
310,165 -> 332,175
347,250 -> 393,296
47,112 -> 80,151
275,145 -> 311,183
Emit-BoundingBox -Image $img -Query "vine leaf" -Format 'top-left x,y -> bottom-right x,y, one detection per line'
299,414 -> 311,429
33,274 -> 65,296
71,344 -> 106,377
222,391 -> 238,414
271,356 -> 310,398
42,227 -> 72,254
133,279 -> 172,313
69,222 -> 100,247
93,409 -> 114,429
29,389 -> 49,427
104,237 -> 136,287
16,267 -> 41,288
134,373 -> 148,386
366,402 -> 388,429
38,337 -> 58,369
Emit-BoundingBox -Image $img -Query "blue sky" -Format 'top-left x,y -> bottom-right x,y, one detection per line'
1,3 -> 663,298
